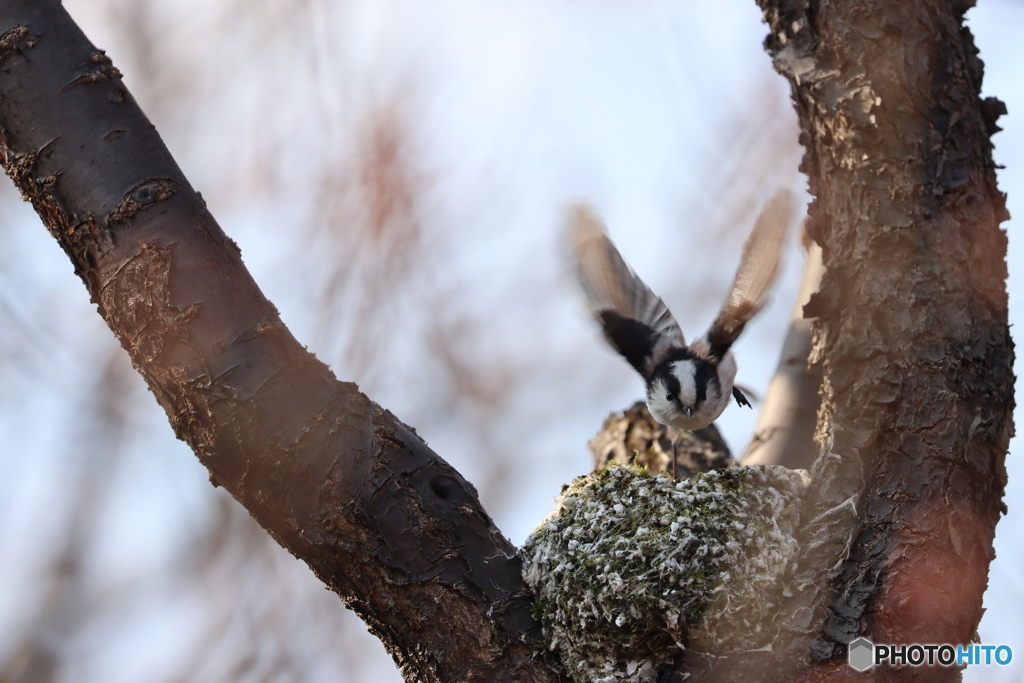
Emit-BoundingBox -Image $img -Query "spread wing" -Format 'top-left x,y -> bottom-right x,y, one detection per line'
570,204 -> 685,379
706,188 -> 793,360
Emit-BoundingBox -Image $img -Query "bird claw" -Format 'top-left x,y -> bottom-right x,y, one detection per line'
732,386 -> 751,408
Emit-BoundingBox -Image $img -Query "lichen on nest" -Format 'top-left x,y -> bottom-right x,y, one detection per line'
520,464 -> 808,683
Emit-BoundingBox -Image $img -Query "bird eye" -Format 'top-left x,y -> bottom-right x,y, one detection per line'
666,393 -> 675,403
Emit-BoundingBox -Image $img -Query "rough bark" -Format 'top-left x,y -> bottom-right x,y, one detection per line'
757,0 -> 1013,681
0,3 -> 564,682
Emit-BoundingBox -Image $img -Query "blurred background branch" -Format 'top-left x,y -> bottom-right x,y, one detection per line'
740,235 -> 823,471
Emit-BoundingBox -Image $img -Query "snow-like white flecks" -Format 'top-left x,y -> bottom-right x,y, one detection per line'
520,465 -> 809,683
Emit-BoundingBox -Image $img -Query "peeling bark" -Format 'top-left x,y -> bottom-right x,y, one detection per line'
0,3 -> 563,682
757,0 -> 1013,680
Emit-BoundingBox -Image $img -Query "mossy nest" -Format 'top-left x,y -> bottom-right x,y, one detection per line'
520,465 -> 808,683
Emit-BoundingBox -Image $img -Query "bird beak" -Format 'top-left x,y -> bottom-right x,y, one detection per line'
683,407 -> 693,418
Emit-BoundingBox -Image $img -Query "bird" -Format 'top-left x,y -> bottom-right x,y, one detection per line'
571,189 -> 793,433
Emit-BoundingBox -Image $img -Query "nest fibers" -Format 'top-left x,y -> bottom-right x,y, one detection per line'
520,465 -> 809,683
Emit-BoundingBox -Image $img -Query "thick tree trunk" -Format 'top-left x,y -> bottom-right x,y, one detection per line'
757,0 -> 1013,680
0,3 -> 562,682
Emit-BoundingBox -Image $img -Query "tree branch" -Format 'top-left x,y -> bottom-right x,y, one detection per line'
0,3 -> 562,681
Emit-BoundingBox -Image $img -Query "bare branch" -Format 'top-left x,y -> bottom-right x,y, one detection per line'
0,4 -> 561,682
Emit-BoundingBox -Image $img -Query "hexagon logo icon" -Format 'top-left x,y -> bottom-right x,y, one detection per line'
848,637 -> 875,672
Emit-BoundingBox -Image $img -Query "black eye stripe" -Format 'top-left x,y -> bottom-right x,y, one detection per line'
693,360 -> 717,404
664,373 -> 681,400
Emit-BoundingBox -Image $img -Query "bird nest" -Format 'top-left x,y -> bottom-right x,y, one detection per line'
521,464 -> 808,683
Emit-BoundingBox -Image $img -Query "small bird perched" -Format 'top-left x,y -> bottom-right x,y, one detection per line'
571,189 -> 793,432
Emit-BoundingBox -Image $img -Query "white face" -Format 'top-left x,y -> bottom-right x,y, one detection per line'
645,357 -> 732,431
645,360 -> 698,427
646,377 -> 676,426
670,361 -> 698,407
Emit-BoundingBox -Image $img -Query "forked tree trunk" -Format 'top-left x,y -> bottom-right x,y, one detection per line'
0,0 -> 1011,682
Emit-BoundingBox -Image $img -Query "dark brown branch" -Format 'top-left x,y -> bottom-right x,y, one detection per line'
0,4 -> 562,682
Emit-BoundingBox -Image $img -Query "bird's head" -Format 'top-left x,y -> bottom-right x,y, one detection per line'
646,356 -> 717,430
